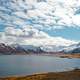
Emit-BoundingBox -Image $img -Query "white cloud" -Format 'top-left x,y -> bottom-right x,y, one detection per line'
24,37 -> 76,46
72,15 -> 80,26
5,27 -> 23,36
0,0 -> 80,46
5,26 -> 49,38
1,0 -> 80,30
0,27 -> 76,46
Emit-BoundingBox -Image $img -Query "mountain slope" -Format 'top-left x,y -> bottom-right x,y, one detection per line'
0,42 -> 80,55
63,42 -> 80,54
0,43 -> 44,54
0,43 -> 28,54
0,43 -> 16,54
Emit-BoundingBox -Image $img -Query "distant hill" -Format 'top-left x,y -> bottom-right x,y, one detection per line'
0,43 -> 44,55
63,42 -> 80,54
0,42 -> 80,55
0,43 -> 27,54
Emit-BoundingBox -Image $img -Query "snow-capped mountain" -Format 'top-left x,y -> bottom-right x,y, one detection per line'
0,43 -> 16,54
0,42 -> 68,55
11,43 -> 68,53
0,43 -> 44,54
13,44 -> 44,53
63,42 -> 80,53
40,45 -> 66,52
0,42 -> 80,55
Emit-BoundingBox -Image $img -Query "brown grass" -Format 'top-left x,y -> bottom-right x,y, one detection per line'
59,54 -> 80,58
0,69 -> 80,80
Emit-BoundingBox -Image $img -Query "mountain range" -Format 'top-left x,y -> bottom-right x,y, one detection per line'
0,42 -> 80,55
0,43 -> 44,55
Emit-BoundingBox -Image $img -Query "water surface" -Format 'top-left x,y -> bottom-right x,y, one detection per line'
0,55 -> 80,77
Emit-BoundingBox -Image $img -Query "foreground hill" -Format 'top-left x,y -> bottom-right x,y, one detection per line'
0,69 -> 80,80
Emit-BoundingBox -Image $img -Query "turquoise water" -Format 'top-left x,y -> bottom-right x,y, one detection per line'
0,55 -> 80,77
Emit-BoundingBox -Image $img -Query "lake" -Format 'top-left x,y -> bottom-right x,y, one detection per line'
0,55 -> 80,77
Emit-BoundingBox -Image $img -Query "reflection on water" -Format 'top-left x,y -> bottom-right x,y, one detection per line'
0,55 -> 80,77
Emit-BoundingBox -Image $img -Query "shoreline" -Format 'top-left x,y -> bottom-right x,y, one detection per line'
59,54 -> 80,58
0,69 -> 80,80
0,53 -> 80,58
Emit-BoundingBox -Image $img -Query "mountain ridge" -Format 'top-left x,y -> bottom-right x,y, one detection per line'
0,42 -> 80,55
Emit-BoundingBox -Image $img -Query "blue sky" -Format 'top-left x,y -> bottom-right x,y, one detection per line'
45,27 -> 80,41
0,0 -> 80,45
